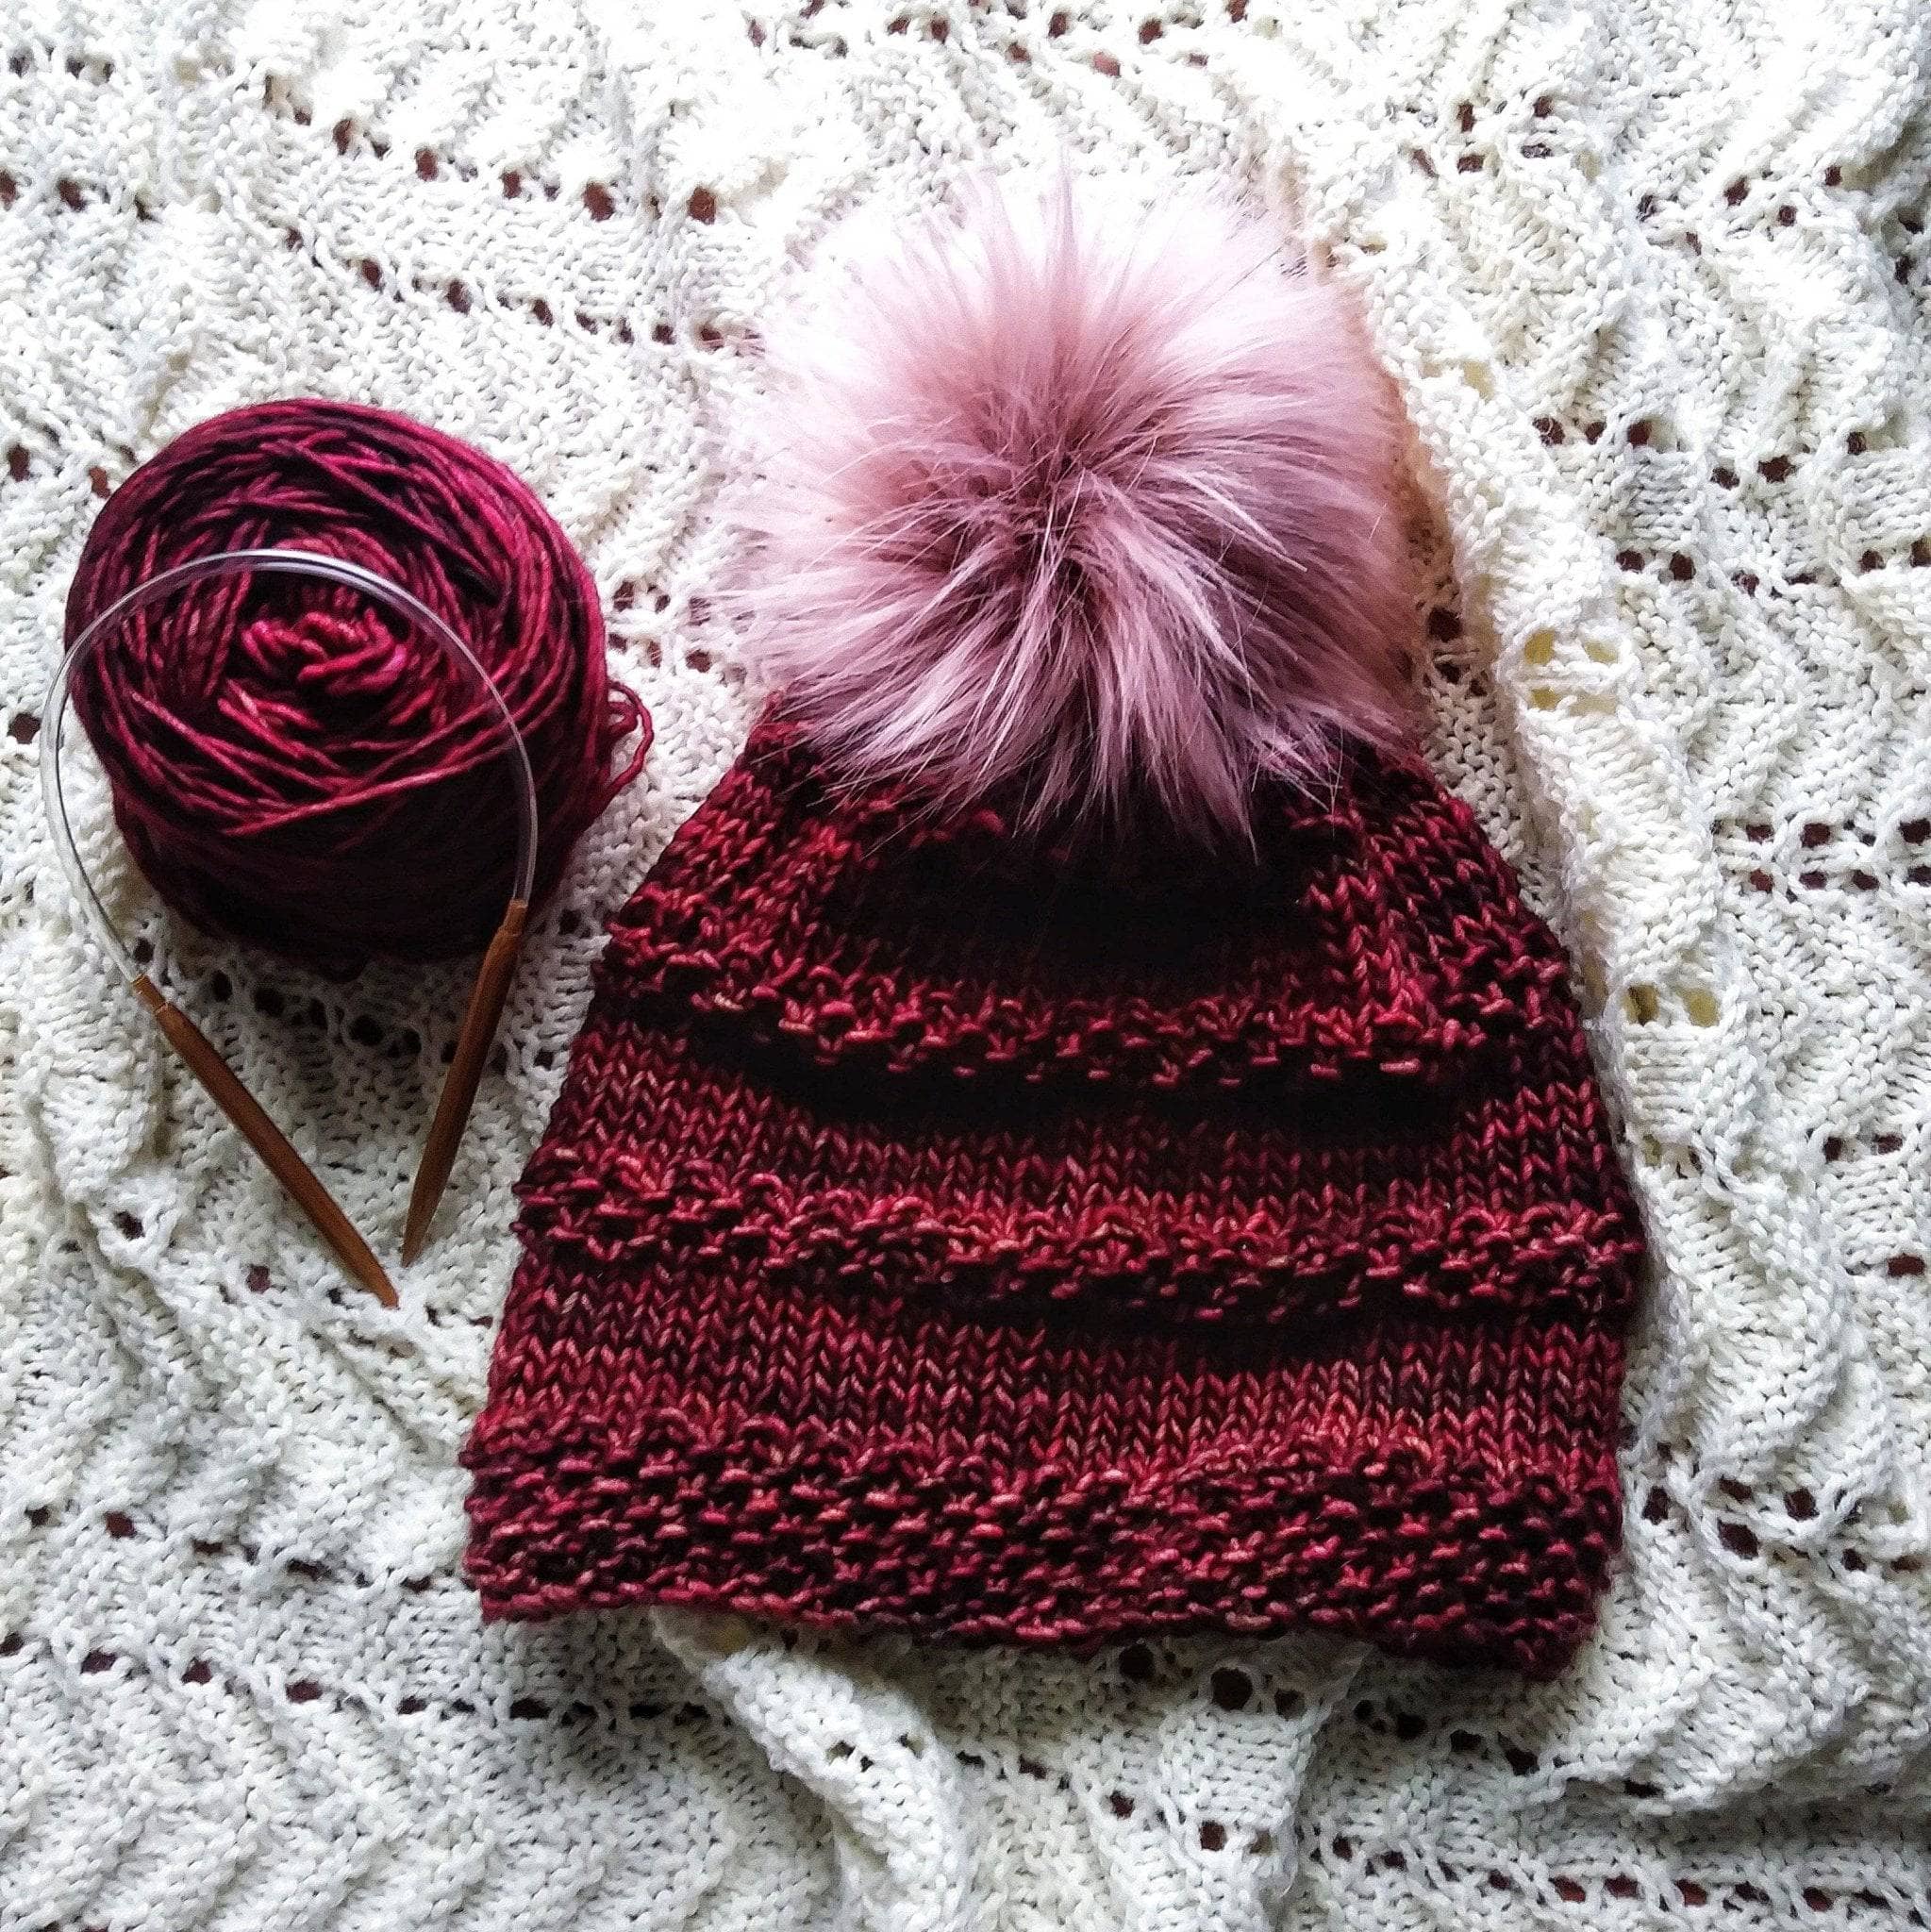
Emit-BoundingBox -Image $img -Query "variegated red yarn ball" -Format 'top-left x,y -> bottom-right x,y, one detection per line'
65,399 -> 647,972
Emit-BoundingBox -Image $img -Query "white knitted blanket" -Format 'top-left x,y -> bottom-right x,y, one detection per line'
3,2 -> 1927,1926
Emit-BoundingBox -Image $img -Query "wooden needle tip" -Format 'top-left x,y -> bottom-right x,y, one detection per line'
136,976 -> 399,1309
318,1208 -> 399,1309
361,1258 -> 402,1309
400,1201 -> 432,1270
404,898 -> 527,1271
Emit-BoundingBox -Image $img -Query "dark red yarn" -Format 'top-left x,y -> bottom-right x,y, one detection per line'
65,399 -> 647,969
462,721 -> 1647,1675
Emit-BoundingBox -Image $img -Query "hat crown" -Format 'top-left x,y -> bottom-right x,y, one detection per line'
604,721 -> 1566,1098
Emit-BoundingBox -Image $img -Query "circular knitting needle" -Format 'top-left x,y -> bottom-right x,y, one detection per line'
44,548 -> 540,1300
402,892 -> 527,1264
130,970 -> 399,1307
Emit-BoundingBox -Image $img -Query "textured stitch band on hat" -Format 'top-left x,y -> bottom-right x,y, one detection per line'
462,724 -> 1647,1675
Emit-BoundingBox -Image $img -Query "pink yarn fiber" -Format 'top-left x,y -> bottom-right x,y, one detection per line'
65,400 -> 647,971
731,175 -> 1416,843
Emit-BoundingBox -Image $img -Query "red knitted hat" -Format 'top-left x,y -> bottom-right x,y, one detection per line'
461,182 -> 1645,1675
461,720 -> 1643,1674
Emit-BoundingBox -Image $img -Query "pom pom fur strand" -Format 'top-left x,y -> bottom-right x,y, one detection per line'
732,175 -> 1415,843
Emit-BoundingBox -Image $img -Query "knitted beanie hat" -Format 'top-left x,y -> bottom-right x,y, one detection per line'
461,181 -> 1646,1675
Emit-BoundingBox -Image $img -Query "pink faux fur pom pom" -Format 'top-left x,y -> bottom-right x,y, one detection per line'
732,175 -> 1415,842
